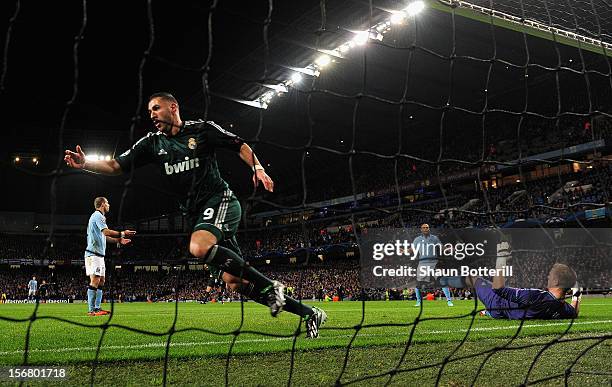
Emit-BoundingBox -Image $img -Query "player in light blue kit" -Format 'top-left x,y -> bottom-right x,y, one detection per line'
409,224 -> 454,307
27,276 -> 38,301
85,197 -> 135,316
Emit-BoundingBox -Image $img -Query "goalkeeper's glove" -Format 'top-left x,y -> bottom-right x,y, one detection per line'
571,285 -> 582,302
495,255 -> 510,270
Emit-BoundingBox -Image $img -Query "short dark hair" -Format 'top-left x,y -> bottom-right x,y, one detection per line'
149,92 -> 178,105
94,197 -> 107,209
548,263 -> 577,289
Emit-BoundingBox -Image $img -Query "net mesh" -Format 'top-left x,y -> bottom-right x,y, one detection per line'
1,0 -> 611,385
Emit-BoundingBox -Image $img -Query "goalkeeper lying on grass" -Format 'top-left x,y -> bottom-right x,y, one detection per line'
467,263 -> 582,320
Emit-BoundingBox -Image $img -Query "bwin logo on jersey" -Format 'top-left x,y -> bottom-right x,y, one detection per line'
164,157 -> 200,175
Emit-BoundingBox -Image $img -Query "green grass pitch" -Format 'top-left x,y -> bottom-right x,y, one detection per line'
1,299 -> 610,385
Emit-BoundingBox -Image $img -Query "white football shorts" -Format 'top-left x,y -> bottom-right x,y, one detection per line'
85,255 -> 105,277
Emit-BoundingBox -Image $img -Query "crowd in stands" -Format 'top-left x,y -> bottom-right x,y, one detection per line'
509,246 -> 611,290
1,161 -> 611,267
297,111 -> 612,205
1,234 -> 83,262
1,93 -> 611,302
238,162 -> 612,258
1,157 -> 610,299
0,267 -> 83,301
258,261 -> 360,301
1,238 -> 608,303
0,266 -> 216,302
0,259 -> 487,303
0,262 -> 364,303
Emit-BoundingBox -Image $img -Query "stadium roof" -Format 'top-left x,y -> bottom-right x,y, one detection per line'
2,0 -> 610,219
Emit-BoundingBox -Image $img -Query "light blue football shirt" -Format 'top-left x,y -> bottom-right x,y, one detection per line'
27,279 -> 38,291
412,234 -> 441,261
84,211 -> 107,258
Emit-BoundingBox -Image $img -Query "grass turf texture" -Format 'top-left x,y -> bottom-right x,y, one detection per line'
1,299 -> 610,385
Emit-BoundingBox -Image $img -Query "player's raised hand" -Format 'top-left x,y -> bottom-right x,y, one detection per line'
64,145 -> 86,169
571,284 -> 582,299
253,169 -> 274,192
120,238 -> 131,246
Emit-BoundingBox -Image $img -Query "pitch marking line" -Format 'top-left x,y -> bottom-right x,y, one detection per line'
0,320 -> 610,356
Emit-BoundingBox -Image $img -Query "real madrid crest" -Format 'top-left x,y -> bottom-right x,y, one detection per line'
188,137 -> 197,150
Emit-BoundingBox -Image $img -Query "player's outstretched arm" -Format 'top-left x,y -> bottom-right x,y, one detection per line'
492,271 -> 505,289
64,145 -> 122,175
238,143 -> 274,192
103,228 -> 136,245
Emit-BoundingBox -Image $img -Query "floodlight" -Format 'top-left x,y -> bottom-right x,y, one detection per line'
315,55 -> 331,67
405,1 -> 425,16
390,11 -> 406,24
353,31 -> 369,45
291,73 -> 303,83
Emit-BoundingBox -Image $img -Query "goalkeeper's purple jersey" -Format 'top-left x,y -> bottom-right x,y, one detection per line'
476,279 -> 577,320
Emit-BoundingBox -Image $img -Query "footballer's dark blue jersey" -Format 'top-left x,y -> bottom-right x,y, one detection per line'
115,120 -> 243,212
476,279 -> 576,320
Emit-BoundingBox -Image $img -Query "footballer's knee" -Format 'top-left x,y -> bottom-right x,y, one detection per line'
90,276 -> 101,288
190,230 -> 218,259
190,243 -> 210,259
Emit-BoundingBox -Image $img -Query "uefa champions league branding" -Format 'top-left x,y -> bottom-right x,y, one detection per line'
360,228 -> 612,289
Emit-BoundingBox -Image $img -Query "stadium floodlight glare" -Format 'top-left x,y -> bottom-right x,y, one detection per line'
85,154 -> 99,161
405,1 -> 425,16
14,156 -> 20,162
291,72 -> 303,84
292,66 -> 319,77
233,98 -> 269,109
338,43 -> 351,54
263,83 -> 289,93
105,155 -> 112,161
319,48 -> 344,59
261,91 -> 275,103
255,90 -> 277,110
315,54 -> 331,68
32,157 -> 38,163
246,2 -> 418,109
353,31 -> 370,45
390,11 -> 407,24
